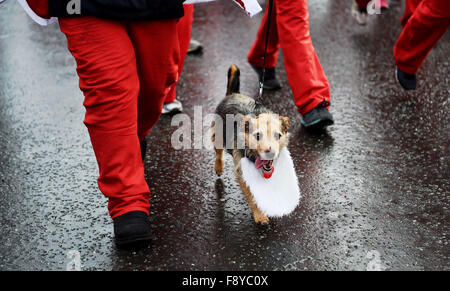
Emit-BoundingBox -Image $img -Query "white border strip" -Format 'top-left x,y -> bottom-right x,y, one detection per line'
17,0 -> 58,26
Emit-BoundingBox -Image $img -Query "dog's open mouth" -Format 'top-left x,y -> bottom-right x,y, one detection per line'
255,158 -> 274,179
261,160 -> 273,172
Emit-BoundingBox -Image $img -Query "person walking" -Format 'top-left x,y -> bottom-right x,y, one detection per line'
393,0 -> 449,90
248,0 -> 334,130
20,0 -> 185,248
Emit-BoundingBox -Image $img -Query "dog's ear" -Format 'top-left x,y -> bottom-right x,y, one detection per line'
279,116 -> 290,134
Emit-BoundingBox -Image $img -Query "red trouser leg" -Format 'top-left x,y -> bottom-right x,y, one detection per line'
129,21 -> 180,140
165,4 -> 194,104
354,0 -> 388,10
59,17 -> 179,218
247,0 -> 280,69
248,0 -> 330,115
355,0 -> 371,9
400,0 -> 423,26
394,0 -> 450,74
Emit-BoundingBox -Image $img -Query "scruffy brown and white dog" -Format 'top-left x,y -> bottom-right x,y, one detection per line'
212,65 -> 290,224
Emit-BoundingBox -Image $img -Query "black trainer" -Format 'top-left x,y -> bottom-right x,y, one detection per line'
396,67 -> 417,90
250,65 -> 282,90
140,139 -> 147,161
301,105 -> 334,130
113,211 -> 152,249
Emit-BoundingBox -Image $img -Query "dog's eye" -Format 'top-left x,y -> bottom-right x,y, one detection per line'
274,133 -> 282,140
254,132 -> 262,141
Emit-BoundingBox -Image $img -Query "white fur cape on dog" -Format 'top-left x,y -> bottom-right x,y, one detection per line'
240,147 -> 301,217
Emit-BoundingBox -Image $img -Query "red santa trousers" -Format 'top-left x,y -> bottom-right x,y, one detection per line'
59,17 -> 180,218
394,0 -> 450,74
247,0 -> 331,115
165,4 -> 195,104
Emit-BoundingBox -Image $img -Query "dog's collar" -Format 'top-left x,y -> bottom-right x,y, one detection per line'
242,149 -> 256,163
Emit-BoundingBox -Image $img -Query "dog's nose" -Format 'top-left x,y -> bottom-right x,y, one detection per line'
263,150 -> 276,160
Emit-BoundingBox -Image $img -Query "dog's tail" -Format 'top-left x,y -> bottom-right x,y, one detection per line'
226,64 -> 240,95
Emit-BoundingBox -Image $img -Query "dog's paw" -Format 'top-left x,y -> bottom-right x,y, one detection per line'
254,214 -> 269,225
214,159 -> 224,176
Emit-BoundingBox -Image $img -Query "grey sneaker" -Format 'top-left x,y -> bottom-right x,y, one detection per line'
301,105 -> 334,130
187,39 -> 203,54
351,1 -> 369,25
162,99 -> 183,114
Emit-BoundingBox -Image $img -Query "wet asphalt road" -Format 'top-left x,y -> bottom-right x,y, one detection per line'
0,0 -> 449,271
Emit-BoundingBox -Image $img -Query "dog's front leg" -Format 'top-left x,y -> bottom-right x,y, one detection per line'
233,152 -> 269,224
238,176 -> 269,224
212,127 -> 225,176
214,147 -> 225,176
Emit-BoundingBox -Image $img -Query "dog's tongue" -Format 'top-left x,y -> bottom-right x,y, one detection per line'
255,157 -> 271,169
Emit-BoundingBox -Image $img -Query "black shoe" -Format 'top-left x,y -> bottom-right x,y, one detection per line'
113,211 -> 151,249
250,65 -> 282,90
140,139 -> 147,162
301,105 -> 334,130
396,67 -> 417,90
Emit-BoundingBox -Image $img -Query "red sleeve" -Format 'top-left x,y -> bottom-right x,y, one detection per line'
26,0 -> 50,18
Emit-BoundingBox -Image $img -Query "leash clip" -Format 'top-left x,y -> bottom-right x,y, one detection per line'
258,82 -> 264,100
